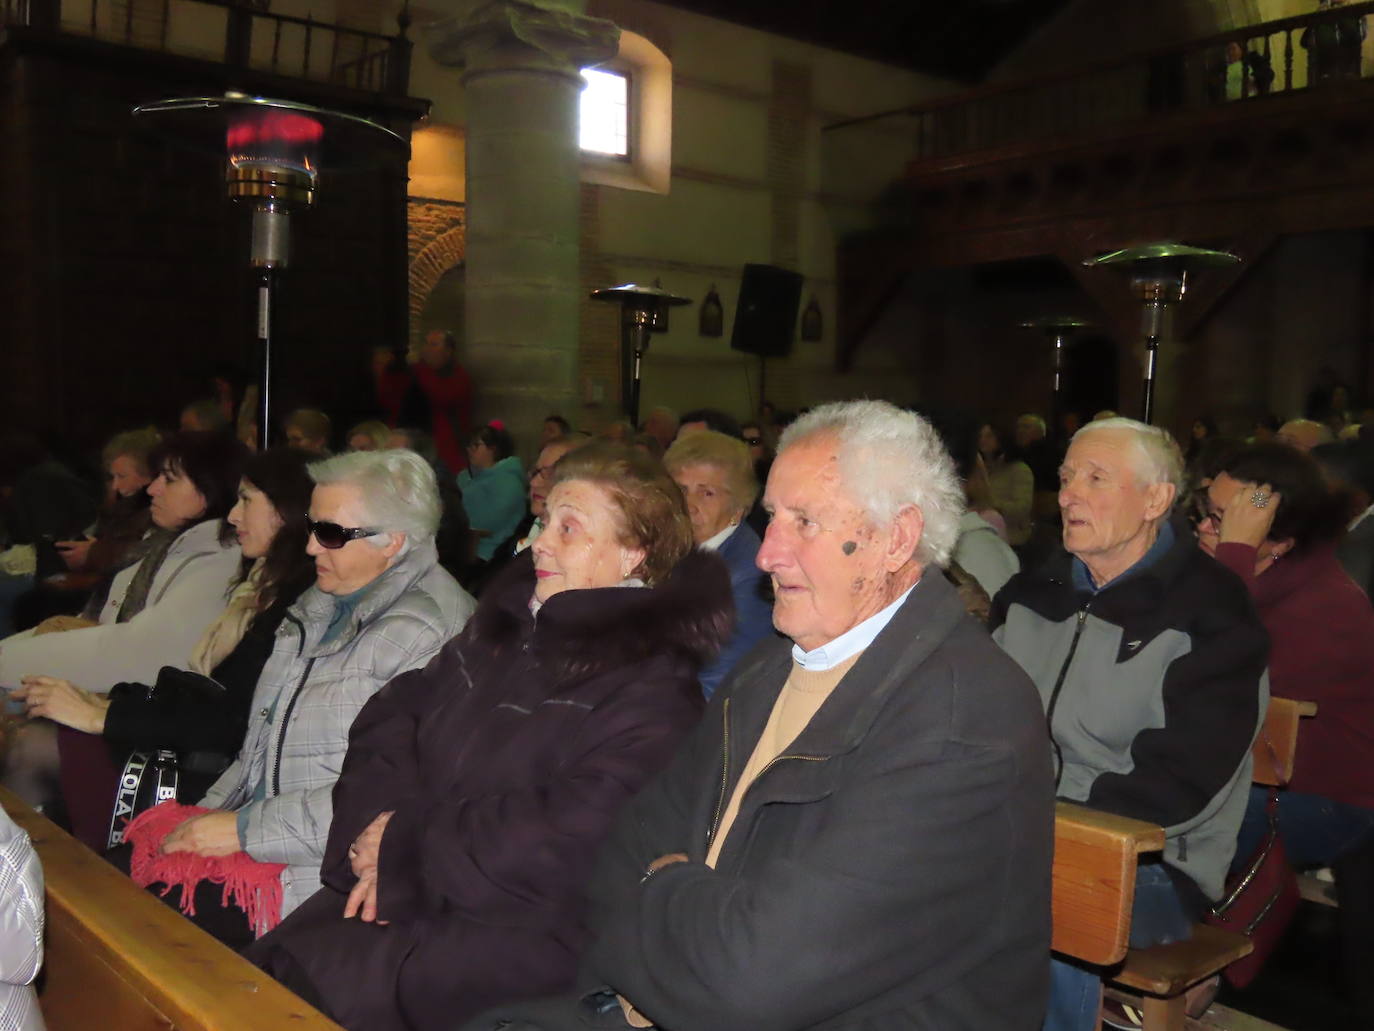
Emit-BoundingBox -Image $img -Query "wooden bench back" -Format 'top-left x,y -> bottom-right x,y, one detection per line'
0,788 -> 343,1031
1052,801 -> 1165,966
1251,696 -> 1316,787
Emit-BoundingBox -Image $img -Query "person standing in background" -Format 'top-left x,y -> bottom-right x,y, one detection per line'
412,331 -> 472,475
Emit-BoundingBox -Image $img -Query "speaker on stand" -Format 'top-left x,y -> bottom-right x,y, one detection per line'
731,264 -> 803,413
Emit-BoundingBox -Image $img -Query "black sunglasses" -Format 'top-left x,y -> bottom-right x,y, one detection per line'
308,518 -> 380,550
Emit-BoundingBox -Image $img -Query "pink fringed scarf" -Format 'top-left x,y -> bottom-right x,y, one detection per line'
124,801 -> 287,936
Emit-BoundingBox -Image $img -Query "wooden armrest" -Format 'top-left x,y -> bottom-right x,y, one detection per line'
1253,696 -> 1318,787
1053,801 -> 1165,967
0,788 -> 342,1031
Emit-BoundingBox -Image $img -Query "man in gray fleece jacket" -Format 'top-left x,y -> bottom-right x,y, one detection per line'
991,418 -> 1268,1031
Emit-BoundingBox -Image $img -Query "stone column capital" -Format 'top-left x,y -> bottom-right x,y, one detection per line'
426,0 -> 620,81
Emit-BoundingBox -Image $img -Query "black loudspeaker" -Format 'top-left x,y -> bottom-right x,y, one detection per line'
730,264 -> 803,358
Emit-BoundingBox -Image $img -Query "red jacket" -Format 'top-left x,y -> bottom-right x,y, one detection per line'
1215,541 -> 1374,809
411,361 -> 471,473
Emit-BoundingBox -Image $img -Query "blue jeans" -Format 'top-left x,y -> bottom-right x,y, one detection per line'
1043,862 -> 1197,1031
1231,785 -> 1374,873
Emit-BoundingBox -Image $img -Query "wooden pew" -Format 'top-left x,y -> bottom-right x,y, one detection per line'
1053,801 -> 1166,966
0,787 -> 343,1031
1251,697 -> 1317,788
1103,697 -> 1317,1030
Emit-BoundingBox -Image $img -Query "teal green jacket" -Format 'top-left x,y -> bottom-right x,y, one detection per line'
458,456 -> 527,561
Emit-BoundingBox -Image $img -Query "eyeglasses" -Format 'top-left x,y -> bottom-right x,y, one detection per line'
307,518 -> 380,550
1190,492 -> 1223,533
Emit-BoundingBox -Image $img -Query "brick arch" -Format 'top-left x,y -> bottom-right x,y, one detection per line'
408,223 -> 467,338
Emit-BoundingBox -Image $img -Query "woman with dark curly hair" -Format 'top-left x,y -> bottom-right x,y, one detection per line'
1196,441 -> 1374,1005
14,448 -> 319,849
250,441 -> 733,1031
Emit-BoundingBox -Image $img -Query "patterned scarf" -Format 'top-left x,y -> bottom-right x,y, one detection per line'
114,526 -> 181,623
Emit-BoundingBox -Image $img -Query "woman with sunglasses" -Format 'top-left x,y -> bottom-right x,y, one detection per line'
126,449 -> 476,947
0,432 -> 245,806
1197,441 -> 1374,1006
248,442 -> 731,1031
12,447 -> 318,850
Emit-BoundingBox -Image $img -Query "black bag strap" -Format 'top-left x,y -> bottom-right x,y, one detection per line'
107,748 -> 180,850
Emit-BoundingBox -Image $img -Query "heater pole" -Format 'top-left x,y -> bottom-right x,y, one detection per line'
255,267 -> 279,448
248,202 -> 292,448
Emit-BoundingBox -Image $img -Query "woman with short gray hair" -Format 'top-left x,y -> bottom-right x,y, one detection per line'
124,449 -> 476,946
664,431 -> 773,698
307,449 -> 443,554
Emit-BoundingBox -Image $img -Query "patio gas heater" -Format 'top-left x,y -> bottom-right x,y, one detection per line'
591,282 -> 691,427
1020,316 -> 1089,441
133,95 -> 407,446
1082,242 -> 1239,425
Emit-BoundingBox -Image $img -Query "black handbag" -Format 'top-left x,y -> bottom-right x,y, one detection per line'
104,665 -> 232,849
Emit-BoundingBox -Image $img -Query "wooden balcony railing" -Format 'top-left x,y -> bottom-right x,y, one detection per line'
1,0 -> 413,95
826,1 -> 1374,164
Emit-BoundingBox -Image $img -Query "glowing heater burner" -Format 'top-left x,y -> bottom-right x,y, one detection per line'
133,95 -> 407,445
225,108 -> 325,274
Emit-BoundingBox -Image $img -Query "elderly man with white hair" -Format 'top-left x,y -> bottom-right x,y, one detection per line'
991,417 -> 1268,1031
125,450 -> 476,946
464,400 -> 1054,1031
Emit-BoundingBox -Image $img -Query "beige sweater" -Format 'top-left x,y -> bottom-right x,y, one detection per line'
706,652 -> 862,867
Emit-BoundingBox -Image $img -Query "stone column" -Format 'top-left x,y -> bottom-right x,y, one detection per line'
427,1 -> 619,439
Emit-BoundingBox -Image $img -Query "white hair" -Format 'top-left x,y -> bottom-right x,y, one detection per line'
779,400 -> 965,568
1071,417 -> 1184,498
308,449 -> 441,546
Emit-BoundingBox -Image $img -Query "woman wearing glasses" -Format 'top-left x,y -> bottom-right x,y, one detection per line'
1196,441 -> 1374,1006
12,447 -> 318,850
248,442 -> 731,1031
128,450 -> 476,946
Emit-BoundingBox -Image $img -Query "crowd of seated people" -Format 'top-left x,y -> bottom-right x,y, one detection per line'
4,380 -> 1374,1031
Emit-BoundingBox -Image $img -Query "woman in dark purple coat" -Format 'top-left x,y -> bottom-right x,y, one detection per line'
249,442 -> 733,1030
